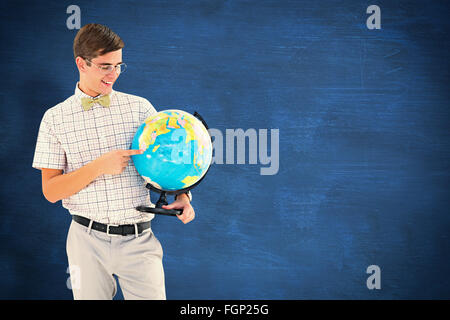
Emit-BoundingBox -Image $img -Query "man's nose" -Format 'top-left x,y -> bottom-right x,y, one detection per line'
105,70 -> 119,80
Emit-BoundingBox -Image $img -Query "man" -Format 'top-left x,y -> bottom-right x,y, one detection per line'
32,23 -> 194,300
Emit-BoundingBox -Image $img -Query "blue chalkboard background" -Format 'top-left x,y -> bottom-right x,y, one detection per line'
0,0 -> 449,299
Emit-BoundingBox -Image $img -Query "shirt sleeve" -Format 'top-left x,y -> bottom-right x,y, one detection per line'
141,98 -> 157,123
32,109 -> 67,171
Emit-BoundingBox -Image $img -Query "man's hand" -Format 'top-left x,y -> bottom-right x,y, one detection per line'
162,193 -> 195,224
95,149 -> 144,175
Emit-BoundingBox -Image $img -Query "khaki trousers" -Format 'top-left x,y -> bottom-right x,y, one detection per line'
66,220 -> 166,300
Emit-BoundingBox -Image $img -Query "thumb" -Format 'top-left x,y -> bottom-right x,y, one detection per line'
162,203 -> 175,209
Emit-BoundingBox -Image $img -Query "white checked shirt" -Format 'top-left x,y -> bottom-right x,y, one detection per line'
32,83 -> 158,225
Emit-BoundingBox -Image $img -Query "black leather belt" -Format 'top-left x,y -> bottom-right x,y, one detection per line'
72,215 -> 151,236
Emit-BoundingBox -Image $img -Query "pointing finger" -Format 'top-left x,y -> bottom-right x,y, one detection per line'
123,149 -> 144,156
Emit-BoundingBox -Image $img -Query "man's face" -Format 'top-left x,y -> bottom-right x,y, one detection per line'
78,49 -> 123,96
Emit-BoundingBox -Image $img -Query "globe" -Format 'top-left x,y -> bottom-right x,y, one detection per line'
131,109 -> 212,192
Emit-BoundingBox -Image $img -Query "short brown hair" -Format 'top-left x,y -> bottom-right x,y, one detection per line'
73,23 -> 124,60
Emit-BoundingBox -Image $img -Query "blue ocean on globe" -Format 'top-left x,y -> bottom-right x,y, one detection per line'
131,110 -> 212,191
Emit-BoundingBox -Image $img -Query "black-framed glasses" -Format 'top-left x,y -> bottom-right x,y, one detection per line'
85,58 -> 127,75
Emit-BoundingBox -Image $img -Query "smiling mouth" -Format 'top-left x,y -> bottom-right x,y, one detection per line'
102,80 -> 113,85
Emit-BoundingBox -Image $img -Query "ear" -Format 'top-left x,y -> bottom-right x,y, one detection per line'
75,56 -> 87,73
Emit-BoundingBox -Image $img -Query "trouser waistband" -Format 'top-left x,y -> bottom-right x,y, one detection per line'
72,215 -> 151,236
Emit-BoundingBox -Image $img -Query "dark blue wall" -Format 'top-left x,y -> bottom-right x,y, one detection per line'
0,0 -> 449,299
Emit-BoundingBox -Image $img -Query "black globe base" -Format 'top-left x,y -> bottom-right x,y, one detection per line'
136,190 -> 183,216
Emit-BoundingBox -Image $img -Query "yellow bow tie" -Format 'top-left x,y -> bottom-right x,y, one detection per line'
81,95 -> 111,111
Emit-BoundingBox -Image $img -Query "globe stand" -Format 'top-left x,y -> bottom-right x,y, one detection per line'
136,184 -> 183,216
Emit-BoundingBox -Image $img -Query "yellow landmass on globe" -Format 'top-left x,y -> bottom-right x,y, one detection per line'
181,175 -> 199,188
193,153 -> 197,169
140,117 -> 171,147
167,115 -> 181,129
192,153 -> 203,170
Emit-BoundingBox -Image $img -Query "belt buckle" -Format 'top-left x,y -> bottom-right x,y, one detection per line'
106,224 -> 120,236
